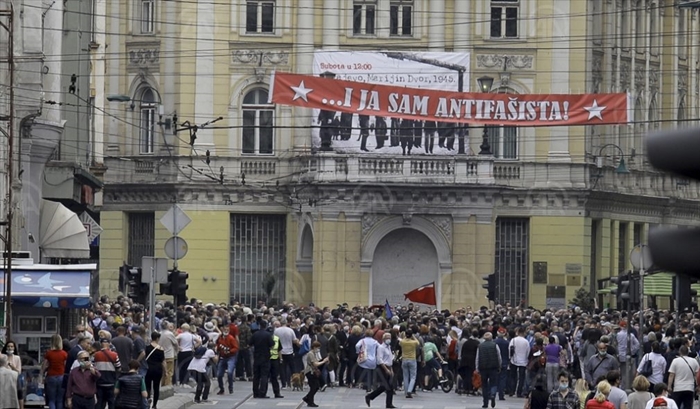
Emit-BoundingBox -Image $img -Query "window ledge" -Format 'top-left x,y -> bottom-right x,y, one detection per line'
242,32 -> 281,38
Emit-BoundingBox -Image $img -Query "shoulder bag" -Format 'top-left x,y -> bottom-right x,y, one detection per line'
639,354 -> 653,378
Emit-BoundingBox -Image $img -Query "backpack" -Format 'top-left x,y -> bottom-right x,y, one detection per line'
298,335 -> 313,357
91,318 -> 104,337
193,346 -> 207,360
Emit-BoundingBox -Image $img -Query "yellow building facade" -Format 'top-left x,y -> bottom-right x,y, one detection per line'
100,0 -> 700,310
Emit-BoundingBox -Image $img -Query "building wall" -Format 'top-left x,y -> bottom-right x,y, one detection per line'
98,0 -> 700,310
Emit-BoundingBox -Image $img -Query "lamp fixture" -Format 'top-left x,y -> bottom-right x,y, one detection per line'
591,143 -> 631,181
476,76 -> 494,155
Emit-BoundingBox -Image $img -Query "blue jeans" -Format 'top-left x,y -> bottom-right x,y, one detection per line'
401,360 -> 417,395
217,354 -> 237,392
491,366 -> 507,398
45,375 -> 64,409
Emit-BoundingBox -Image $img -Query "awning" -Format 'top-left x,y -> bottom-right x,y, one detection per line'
0,268 -> 93,308
643,272 -> 674,296
40,199 -> 90,259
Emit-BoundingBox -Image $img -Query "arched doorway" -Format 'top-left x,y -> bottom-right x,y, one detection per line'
371,228 -> 439,305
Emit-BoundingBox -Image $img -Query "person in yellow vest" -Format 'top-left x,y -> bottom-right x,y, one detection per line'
268,327 -> 284,399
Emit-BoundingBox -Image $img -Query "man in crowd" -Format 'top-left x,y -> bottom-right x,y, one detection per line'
250,319 -> 274,398
66,351 -> 101,409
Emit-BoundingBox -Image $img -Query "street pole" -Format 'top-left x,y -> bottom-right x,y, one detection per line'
0,6 -> 15,341
639,251 -> 645,346
149,264 -> 155,337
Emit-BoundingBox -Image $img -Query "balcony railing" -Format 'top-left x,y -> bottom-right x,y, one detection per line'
103,154 -> 700,201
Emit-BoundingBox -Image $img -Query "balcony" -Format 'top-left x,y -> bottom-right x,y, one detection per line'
103,154 -> 700,201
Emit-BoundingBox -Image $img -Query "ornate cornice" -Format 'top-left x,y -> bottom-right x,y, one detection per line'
476,54 -> 533,70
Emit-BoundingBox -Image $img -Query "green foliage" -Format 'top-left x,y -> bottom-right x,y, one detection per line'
262,272 -> 277,300
570,287 -> 595,313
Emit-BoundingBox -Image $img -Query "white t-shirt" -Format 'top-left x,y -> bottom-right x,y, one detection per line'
644,396 -> 679,409
187,349 -> 215,373
275,326 -> 296,355
669,356 -> 700,392
177,332 -> 197,352
509,336 -> 530,367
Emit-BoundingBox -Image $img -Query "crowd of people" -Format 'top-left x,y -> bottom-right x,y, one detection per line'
1,296 -> 700,409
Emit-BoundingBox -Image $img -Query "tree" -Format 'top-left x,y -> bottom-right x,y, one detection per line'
262,272 -> 277,304
570,287 -> 595,313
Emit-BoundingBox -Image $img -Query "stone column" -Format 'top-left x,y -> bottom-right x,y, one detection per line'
294,0 -> 316,151
323,0 -> 340,49
428,0 -> 445,50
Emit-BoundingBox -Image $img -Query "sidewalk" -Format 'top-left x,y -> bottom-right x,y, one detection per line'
159,383 -> 254,409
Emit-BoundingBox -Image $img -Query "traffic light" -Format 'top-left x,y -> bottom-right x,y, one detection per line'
647,129 -> 700,274
629,273 -> 641,307
170,269 -> 189,306
482,273 -> 496,302
126,266 -> 147,304
610,273 -> 630,310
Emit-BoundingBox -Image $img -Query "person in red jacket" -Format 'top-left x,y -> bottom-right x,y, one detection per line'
216,327 -> 239,395
585,380 -> 615,409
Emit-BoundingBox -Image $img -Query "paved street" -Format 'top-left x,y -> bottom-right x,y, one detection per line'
165,382 -> 529,409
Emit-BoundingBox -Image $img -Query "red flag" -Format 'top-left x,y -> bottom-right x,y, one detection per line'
404,282 -> 437,306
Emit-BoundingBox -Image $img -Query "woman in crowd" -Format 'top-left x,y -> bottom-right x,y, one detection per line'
637,341 -> 667,391
528,374 -> 550,409
303,341 -> 328,408
545,336 -> 562,392
2,339 -> 23,409
144,331 -> 166,409
115,360 -> 148,409
585,381 -> 615,409
42,334 -> 68,409
627,375 -> 654,409
574,379 -> 590,409
345,325 -> 363,388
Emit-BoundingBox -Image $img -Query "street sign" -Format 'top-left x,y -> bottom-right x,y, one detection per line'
630,244 -> 653,271
141,257 -> 169,283
160,205 -> 191,236
164,237 -> 188,260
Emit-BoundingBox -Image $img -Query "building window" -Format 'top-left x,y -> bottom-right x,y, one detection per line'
590,219 -> 600,295
353,1 -> 376,35
650,4 -> 658,53
246,1 -> 275,33
242,88 -> 274,154
140,0 -> 155,34
621,0 -> 631,49
230,214 -> 286,306
486,125 -> 517,159
128,212 -> 155,267
490,0 -> 518,38
678,9 -> 687,58
618,222 -> 628,273
635,0 -> 645,49
390,0 -> 412,36
495,218 -> 529,306
592,0 -> 602,44
139,88 -> 156,154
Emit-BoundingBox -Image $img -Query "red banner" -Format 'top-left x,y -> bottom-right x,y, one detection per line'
270,72 -> 630,126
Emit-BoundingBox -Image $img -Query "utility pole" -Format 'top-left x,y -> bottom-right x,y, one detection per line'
0,4 -> 14,341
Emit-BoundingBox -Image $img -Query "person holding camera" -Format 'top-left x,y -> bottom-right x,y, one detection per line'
66,351 -> 101,409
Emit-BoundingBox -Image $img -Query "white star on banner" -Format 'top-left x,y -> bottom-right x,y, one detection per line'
291,81 -> 313,102
584,99 -> 607,121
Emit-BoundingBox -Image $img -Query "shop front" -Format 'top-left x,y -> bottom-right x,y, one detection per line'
1,263 -> 96,406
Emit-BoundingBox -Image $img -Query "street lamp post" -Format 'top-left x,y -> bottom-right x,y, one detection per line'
318,71 -> 336,152
477,76 -> 494,155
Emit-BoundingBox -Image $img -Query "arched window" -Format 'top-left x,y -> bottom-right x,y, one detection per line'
485,86 -> 518,159
648,95 -> 658,131
139,88 -> 156,154
678,96 -> 687,124
242,88 -> 274,154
